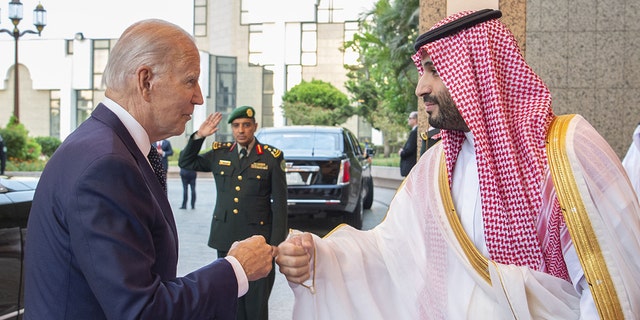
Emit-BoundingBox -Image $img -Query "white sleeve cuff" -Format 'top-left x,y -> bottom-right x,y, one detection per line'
224,256 -> 249,297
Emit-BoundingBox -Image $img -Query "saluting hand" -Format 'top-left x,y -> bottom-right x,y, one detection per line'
196,112 -> 223,137
275,232 -> 314,284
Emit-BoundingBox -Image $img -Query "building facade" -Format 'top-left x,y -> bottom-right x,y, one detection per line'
2,0 -> 637,157
0,0 -> 374,153
417,0 -> 640,158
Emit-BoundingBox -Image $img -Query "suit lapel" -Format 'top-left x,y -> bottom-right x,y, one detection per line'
91,104 -> 178,240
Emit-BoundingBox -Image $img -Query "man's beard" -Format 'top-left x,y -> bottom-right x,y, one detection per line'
425,92 -> 469,132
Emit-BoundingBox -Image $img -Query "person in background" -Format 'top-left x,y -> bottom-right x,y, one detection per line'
398,111 -> 419,177
179,166 -> 197,209
622,122 -> 640,202
275,9 -> 640,319
0,133 -> 5,175
179,106 -> 288,320
154,139 -> 173,173
24,19 -> 276,319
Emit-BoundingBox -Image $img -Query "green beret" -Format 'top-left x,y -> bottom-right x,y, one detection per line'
228,106 -> 256,123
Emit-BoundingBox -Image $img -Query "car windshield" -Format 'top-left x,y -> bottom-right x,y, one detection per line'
257,131 -> 342,155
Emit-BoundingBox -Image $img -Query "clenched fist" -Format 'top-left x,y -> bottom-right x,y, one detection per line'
275,232 -> 314,284
228,235 -> 277,281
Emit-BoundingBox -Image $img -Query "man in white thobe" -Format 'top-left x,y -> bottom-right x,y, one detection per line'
275,9 -> 640,320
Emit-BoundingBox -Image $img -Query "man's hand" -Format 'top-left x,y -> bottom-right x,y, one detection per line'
228,235 -> 277,281
196,112 -> 223,138
275,232 -> 314,284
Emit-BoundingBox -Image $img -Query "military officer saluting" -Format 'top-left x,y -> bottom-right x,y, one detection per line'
179,106 -> 287,320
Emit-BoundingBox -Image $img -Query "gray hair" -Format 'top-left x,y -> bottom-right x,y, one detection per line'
102,19 -> 196,92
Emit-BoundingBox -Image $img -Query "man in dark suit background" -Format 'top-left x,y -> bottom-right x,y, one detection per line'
0,133 -> 5,175
154,139 -> 174,173
399,111 -> 419,177
179,106 -> 288,320
24,19 -> 275,319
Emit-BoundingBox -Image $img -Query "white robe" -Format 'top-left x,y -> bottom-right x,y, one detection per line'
289,115 -> 640,319
622,124 -> 640,202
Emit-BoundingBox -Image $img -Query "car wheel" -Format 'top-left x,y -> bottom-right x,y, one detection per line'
363,178 -> 374,210
344,192 -> 363,229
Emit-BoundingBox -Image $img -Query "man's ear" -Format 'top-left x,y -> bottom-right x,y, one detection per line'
137,66 -> 153,101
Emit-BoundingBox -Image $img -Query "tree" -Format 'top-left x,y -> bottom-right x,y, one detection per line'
344,0 -> 420,156
281,79 -> 354,126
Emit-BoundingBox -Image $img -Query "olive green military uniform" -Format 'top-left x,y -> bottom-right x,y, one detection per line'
179,132 -> 287,320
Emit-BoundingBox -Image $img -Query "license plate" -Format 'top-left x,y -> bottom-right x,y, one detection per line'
286,172 -> 306,185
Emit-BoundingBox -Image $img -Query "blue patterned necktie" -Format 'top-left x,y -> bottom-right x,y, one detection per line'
148,146 -> 167,192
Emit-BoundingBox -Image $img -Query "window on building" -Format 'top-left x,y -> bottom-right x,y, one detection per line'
194,0 -> 207,37
317,0 -> 345,23
262,66 -> 274,128
301,23 -> 317,66
76,90 -> 94,127
93,40 -> 113,91
215,56 -> 237,141
65,39 -> 73,55
50,90 -> 60,138
248,24 -> 264,66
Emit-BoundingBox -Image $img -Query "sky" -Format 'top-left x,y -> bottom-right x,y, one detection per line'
0,0 -> 193,40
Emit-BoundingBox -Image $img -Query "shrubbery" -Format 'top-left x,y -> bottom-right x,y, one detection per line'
35,136 -> 62,158
1,116 -> 62,171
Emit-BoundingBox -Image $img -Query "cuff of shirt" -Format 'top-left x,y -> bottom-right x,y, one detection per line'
224,256 -> 248,297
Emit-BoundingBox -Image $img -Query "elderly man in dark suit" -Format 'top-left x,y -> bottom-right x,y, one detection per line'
179,106 -> 288,320
24,19 -> 275,319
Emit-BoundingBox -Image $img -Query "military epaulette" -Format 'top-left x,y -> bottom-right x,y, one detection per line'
212,141 -> 233,150
263,144 -> 282,158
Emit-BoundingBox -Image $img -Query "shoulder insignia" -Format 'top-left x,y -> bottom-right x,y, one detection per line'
255,144 -> 264,155
264,144 -> 282,158
212,142 -> 232,150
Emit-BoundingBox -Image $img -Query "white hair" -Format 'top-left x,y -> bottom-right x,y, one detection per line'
102,19 -> 196,93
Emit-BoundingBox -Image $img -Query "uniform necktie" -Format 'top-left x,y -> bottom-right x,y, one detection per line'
239,147 -> 247,159
148,146 -> 167,192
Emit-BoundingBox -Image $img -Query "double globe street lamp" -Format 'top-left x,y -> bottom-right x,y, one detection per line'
0,0 -> 46,123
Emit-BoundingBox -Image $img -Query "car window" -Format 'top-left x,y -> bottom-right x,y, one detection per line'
344,129 -> 362,156
257,131 -> 342,154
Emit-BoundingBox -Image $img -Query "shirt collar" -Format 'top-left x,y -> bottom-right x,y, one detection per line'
238,139 -> 256,156
102,97 -> 151,156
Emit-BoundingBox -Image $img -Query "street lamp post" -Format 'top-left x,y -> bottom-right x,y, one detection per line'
0,0 -> 47,123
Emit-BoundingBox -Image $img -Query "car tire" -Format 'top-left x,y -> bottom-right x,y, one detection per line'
344,192 -> 363,229
363,177 -> 374,210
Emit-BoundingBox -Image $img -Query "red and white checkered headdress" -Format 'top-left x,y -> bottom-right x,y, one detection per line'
413,10 -> 568,279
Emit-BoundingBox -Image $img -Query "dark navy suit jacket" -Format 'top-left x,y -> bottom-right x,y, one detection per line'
24,103 -> 238,319
399,126 -> 418,177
